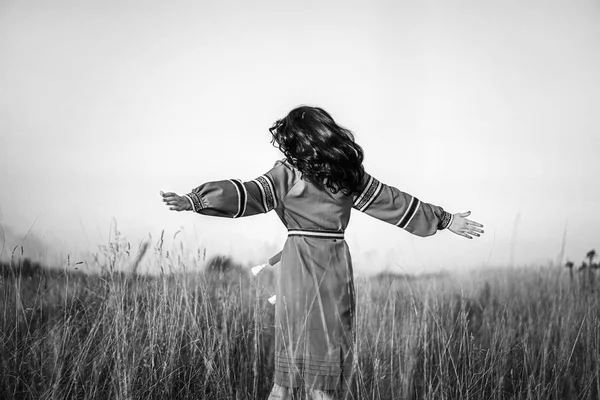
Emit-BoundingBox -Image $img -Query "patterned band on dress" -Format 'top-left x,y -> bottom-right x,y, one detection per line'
252,174 -> 277,212
353,175 -> 383,212
288,229 -> 345,239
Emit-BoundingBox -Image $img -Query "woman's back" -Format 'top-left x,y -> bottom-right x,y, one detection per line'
270,159 -> 353,233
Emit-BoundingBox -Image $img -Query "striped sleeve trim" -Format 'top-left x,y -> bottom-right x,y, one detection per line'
396,197 -> 421,229
253,175 -> 276,211
228,179 -> 247,218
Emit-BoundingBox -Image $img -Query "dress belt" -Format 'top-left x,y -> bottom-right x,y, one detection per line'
287,228 -> 344,239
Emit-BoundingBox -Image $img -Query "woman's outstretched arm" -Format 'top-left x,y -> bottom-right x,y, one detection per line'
161,159 -> 296,218
353,171 -> 483,239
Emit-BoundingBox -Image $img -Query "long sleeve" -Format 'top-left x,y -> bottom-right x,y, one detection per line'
185,159 -> 297,218
352,170 -> 452,237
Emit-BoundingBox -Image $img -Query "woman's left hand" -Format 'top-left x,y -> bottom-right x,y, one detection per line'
161,191 -> 192,212
448,211 -> 484,239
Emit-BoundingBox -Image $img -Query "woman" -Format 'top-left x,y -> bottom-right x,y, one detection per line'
161,106 -> 484,400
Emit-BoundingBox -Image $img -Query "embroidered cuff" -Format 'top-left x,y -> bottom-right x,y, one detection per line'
185,191 -> 205,213
438,209 -> 453,230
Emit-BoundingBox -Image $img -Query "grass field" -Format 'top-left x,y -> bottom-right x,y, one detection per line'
1,240 -> 599,399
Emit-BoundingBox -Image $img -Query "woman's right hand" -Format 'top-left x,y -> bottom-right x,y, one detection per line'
448,211 -> 484,239
161,191 -> 193,212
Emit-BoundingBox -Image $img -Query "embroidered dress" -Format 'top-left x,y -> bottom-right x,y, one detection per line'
185,159 -> 452,391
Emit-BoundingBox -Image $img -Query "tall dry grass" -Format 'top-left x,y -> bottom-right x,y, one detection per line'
1,241 -> 599,399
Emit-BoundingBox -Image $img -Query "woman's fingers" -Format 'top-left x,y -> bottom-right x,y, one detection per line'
163,196 -> 187,210
169,202 -> 187,211
462,224 -> 481,236
161,192 -> 183,210
466,219 -> 484,228
163,195 -> 182,205
458,232 -> 473,239
449,212 -> 483,239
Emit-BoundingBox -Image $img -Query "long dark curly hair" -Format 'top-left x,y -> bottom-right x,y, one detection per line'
269,106 -> 365,196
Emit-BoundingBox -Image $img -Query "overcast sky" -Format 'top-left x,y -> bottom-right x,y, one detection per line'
1,0 -> 599,274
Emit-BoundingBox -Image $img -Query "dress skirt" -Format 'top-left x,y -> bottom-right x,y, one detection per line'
274,232 -> 356,391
